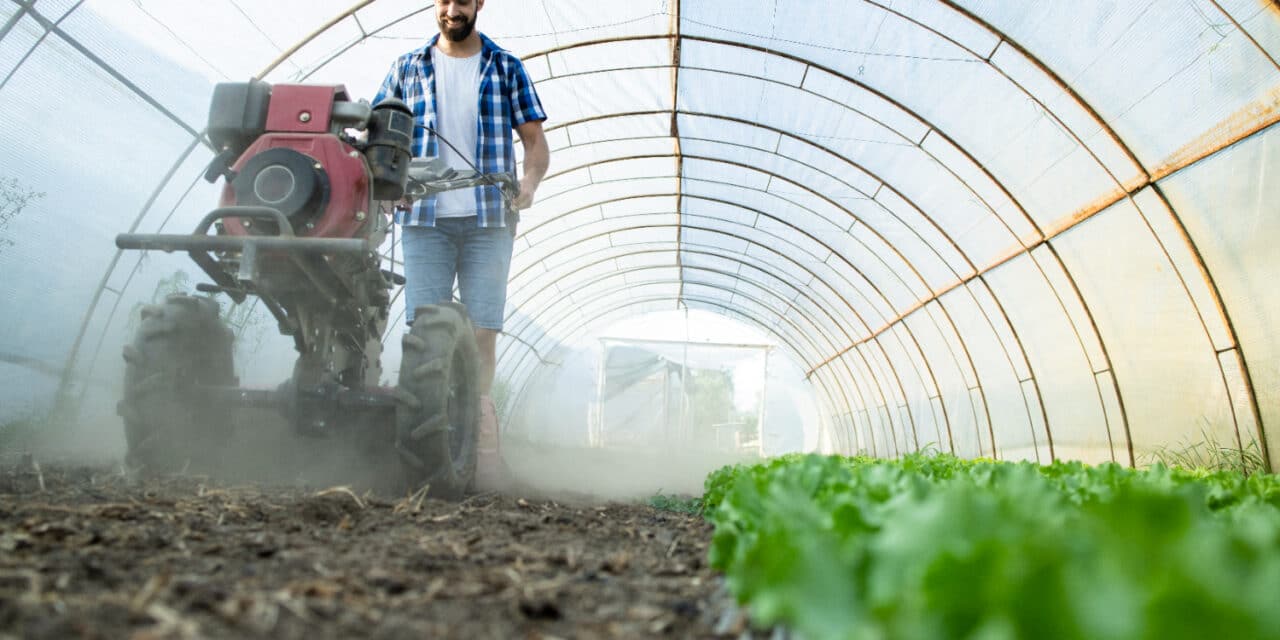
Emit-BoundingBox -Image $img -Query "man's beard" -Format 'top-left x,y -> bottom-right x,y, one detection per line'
438,13 -> 475,42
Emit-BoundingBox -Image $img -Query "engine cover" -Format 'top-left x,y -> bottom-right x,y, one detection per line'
221,133 -> 371,240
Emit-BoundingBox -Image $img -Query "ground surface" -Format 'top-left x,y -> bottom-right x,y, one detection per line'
0,460 -> 746,639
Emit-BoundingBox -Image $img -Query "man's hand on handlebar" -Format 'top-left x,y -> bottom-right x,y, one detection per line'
512,188 -> 533,211
513,176 -> 537,211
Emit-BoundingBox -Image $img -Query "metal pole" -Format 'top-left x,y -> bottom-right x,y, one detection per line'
662,366 -> 670,449
757,347 -> 770,458
594,338 -> 609,448
679,307 -> 689,443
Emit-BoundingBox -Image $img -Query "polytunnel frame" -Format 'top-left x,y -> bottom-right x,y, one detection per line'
502,6 -> 1276,468
500,241 -> 950,457
507,40 -> 1235,468
497,155 -> 1054,461
498,190 -> 950,452
540,139 -> 948,299
465,17 -> 1276,467
306,0 -> 1280,465
516,148 -> 1214,465
494,179 -> 1036,460
499,227 -> 891,452
290,6 -> 1275,464
401,2 -> 1269,465
508,114 -> 1067,458
43,0 -> 1273,468
531,157 -> 920,327
495,182 -> 961,444
376,31 -> 1259,465
895,0 -> 1275,467
497,209 -> 1037,461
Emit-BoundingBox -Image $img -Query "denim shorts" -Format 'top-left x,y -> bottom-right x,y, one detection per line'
400,217 -> 517,331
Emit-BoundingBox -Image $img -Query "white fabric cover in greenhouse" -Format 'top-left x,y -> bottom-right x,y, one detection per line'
0,0 -> 1278,470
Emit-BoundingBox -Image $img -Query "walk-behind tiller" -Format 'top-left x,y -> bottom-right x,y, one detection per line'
115,80 -> 515,496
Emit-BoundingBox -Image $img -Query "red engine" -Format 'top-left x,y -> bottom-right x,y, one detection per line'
219,85 -> 375,241
117,81 -> 416,390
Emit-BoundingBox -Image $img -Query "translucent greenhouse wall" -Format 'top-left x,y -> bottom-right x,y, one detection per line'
0,0 -> 1277,470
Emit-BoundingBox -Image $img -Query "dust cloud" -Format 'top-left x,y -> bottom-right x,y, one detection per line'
501,439 -> 750,501
6,347 -> 761,504
10,406 -> 746,504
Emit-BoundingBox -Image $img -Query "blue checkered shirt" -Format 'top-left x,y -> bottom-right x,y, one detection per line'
374,32 -> 546,227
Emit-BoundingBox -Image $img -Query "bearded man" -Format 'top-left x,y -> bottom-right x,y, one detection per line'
375,0 -> 550,490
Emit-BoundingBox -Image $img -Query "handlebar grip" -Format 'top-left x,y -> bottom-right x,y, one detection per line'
401,170 -> 519,202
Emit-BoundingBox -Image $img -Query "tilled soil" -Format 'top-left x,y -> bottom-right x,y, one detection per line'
0,461 -> 745,639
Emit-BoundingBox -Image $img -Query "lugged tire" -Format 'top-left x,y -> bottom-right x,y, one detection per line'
395,303 -> 480,498
117,294 -> 236,473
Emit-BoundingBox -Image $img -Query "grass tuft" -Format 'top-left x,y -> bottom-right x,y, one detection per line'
1143,426 -> 1267,477
647,491 -> 704,515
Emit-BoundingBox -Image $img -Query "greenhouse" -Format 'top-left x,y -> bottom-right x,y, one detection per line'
1,1 -> 1279,638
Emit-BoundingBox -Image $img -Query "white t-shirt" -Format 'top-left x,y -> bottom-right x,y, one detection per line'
430,46 -> 482,218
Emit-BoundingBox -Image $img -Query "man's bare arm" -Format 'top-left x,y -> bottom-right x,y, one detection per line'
514,120 -> 549,210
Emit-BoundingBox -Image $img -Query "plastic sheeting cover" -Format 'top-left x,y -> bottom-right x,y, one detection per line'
0,0 -> 1277,470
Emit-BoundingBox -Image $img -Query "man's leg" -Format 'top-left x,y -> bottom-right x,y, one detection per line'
475,328 -> 499,395
455,222 -> 516,365
400,222 -> 462,324
456,223 -> 517,490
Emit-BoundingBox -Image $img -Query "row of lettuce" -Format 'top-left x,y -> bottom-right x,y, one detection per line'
698,453 -> 1280,640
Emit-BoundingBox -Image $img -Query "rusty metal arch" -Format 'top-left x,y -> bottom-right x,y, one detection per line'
524,113 -> 1058,455
528,154 -> 1025,446
520,154 -> 988,348
516,146 -> 1065,454
925,0 -> 1270,471
540,11 -> 1268,464
509,106 -> 1121,455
